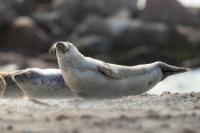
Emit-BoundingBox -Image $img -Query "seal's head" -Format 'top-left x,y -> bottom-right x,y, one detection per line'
13,69 -> 41,85
0,75 -> 6,96
50,41 -> 82,60
12,68 -> 44,96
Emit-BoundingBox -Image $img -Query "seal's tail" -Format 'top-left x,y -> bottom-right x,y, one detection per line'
156,62 -> 190,80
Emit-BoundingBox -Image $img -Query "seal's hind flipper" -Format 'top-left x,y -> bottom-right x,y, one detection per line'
156,62 -> 190,80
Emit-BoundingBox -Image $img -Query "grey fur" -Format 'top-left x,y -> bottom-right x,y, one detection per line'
13,68 -> 74,98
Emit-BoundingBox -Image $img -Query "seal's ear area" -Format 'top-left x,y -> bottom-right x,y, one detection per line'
97,63 -> 123,80
0,75 -> 6,96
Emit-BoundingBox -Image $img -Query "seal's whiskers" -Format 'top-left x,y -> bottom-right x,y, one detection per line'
49,43 -> 57,53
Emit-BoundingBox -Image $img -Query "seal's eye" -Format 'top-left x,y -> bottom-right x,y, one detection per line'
56,42 -> 69,53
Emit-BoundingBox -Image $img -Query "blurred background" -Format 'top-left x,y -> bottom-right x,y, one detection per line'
0,0 -> 200,71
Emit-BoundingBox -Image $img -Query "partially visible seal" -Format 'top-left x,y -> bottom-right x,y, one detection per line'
51,41 -> 189,98
13,68 -> 74,98
0,70 -> 25,98
0,75 -> 6,96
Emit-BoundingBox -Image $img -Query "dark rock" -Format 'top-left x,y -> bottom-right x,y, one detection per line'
140,0 -> 200,26
7,125 -> 13,130
13,0 -> 54,15
73,35 -> 112,57
0,0 -> 16,26
33,0 -> 138,39
56,114 -> 69,121
114,46 -> 178,66
12,0 -> 38,15
5,16 -> 50,54
33,9 -> 76,39
69,16 -> 111,41
55,0 -> 138,21
177,26 -> 200,49
111,20 -> 197,65
69,10 -> 133,40
0,0 -> 17,47
0,0 -> 198,68
69,13 -> 198,66
111,20 -> 168,54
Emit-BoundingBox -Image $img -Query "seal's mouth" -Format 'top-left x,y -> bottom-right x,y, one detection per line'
49,42 -> 69,54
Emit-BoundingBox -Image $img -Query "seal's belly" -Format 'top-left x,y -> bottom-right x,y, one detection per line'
65,68 -> 162,98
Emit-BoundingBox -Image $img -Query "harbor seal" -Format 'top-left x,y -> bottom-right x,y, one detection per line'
0,71 -> 25,98
13,68 -> 74,98
51,41 -> 189,98
0,75 -> 6,96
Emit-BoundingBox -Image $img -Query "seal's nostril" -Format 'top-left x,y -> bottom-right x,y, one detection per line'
56,41 -> 63,47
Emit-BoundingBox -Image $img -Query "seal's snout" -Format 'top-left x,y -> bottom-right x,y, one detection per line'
56,41 -> 64,48
55,41 -> 69,54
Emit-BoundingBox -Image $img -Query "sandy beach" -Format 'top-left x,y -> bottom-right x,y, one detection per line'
0,92 -> 200,133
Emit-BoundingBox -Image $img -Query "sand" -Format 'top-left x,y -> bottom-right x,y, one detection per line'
0,92 -> 200,133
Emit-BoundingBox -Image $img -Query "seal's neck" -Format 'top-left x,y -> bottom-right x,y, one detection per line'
58,51 -> 86,70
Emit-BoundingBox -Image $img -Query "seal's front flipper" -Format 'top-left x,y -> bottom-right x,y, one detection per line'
156,62 -> 190,80
97,63 -> 123,80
